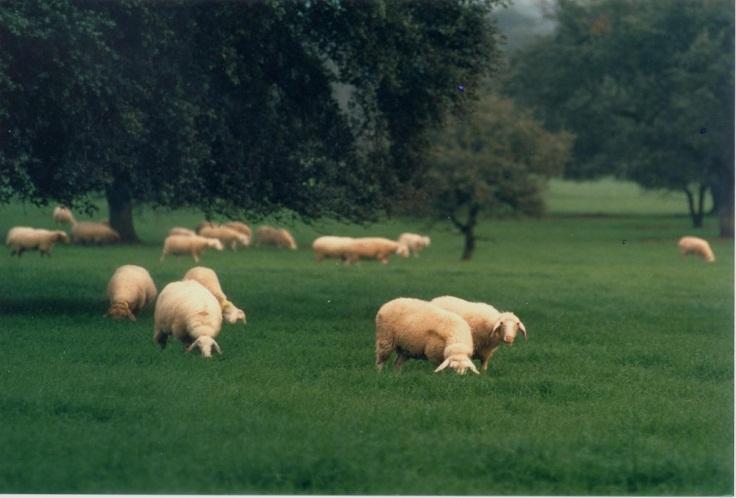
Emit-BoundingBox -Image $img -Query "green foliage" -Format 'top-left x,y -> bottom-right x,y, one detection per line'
506,0 -> 734,233
0,201 -> 732,494
0,0 -> 502,225
420,93 -> 572,258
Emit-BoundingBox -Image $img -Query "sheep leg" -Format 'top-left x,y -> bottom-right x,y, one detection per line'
394,352 -> 408,371
154,330 -> 168,350
192,250 -> 200,263
375,346 -> 393,372
481,346 -> 500,371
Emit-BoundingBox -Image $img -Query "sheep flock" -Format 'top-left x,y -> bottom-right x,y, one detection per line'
3,205 -> 719,372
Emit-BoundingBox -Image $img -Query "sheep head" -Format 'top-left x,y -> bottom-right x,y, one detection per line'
208,239 -> 224,251
434,355 -> 480,375
222,302 -> 246,325
55,232 -> 70,243
186,336 -> 222,358
106,301 -> 136,321
492,312 -> 527,344
396,243 -> 410,257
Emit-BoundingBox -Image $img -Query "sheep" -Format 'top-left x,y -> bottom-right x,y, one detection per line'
224,221 -> 252,239
344,237 -> 409,264
195,220 -> 216,233
678,236 -> 715,262
71,221 -> 120,245
255,226 -> 297,249
375,297 -> 479,375
160,235 -> 223,262
312,236 -> 355,263
199,225 -> 250,251
398,232 -> 431,257
169,227 -> 196,237
153,280 -> 223,357
431,295 -> 527,372
52,206 -> 76,226
6,227 -> 69,257
105,265 -> 158,320
183,266 -> 246,324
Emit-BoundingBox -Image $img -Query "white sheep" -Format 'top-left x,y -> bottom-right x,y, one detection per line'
398,232 -> 431,257
6,227 -> 69,256
106,265 -> 158,320
169,227 -> 196,237
312,236 -> 355,263
256,226 -> 298,249
431,295 -> 527,372
183,266 -> 246,324
678,236 -> 715,262
195,220 -> 215,233
224,221 -> 252,239
345,237 -> 409,264
153,280 -> 223,357
160,235 -> 224,262
199,225 -> 250,250
375,297 -> 479,375
71,221 -> 120,245
52,206 -> 76,226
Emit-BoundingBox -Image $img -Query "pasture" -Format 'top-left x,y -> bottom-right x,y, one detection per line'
0,180 -> 732,495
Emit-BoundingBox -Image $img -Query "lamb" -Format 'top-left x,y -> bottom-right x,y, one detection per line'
375,297 -> 479,375
183,266 -> 246,324
71,221 -> 120,245
6,227 -> 69,256
344,237 -> 409,264
52,206 -> 76,226
312,236 -> 355,263
153,280 -> 223,357
161,235 -> 223,262
431,295 -> 527,372
678,236 -> 715,262
398,232 -> 431,257
224,221 -> 252,239
256,226 -> 298,249
169,227 -> 196,237
105,265 -> 158,320
199,225 -> 250,250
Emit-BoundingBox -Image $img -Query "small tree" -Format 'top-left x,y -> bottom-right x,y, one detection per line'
425,93 -> 572,260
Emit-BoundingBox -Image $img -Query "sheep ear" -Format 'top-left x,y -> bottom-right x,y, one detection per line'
492,320 -> 502,333
127,310 -> 137,321
213,340 -> 222,355
468,361 -> 480,375
434,358 -> 451,373
185,339 -> 199,353
517,321 -> 527,340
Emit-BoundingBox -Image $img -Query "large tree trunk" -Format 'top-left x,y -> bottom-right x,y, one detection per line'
714,180 -> 734,238
105,178 -> 140,243
449,204 -> 479,261
461,225 -> 476,261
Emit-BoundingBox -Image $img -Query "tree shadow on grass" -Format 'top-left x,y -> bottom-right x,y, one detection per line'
0,297 -> 106,316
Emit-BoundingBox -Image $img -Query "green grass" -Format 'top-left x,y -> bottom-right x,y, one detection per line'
0,179 -> 732,494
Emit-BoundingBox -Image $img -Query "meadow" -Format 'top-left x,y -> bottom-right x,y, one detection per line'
0,180 -> 732,495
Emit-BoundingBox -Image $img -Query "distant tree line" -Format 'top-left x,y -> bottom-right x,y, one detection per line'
507,0 -> 734,236
0,0 -> 501,242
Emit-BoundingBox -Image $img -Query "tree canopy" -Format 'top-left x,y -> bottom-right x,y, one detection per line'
423,93 -> 572,260
0,0 -> 501,241
507,0 -> 734,235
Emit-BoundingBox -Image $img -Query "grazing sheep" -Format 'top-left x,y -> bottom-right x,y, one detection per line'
345,237 -> 409,264
256,226 -> 298,249
224,221 -> 252,239
678,236 -> 715,262
199,225 -> 250,250
106,265 -> 158,321
431,296 -> 527,372
153,280 -> 223,357
183,266 -> 246,324
169,227 -> 196,237
375,297 -> 479,375
6,227 -> 69,257
52,206 -> 76,226
398,233 -> 431,257
312,236 -> 355,263
195,220 -> 216,233
161,235 -> 224,262
71,222 -> 120,245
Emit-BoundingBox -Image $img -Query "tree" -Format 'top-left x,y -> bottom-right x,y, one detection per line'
0,0 -> 502,241
423,93 -> 572,260
507,0 -> 734,236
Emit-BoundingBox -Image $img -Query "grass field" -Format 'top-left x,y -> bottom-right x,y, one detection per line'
0,180 -> 732,494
